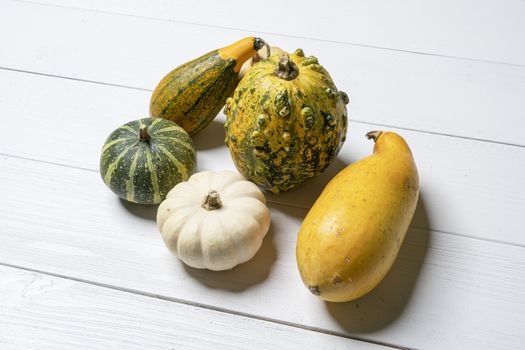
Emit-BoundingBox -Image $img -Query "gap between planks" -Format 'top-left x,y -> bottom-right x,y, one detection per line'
0,261 -> 412,350
11,0 -> 525,69
2,149 -> 525,252
1,65 -> 523,150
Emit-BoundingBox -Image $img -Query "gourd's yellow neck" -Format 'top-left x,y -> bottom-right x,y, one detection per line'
218,37 -> 260,73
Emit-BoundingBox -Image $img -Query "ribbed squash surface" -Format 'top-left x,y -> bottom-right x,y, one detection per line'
100,118 -> 195,204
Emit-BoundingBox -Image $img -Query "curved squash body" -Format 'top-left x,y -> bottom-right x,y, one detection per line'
224,50 -> 349,193
100,118 -> 196,204
296,131 -> 419,302
150,37 -> 267,135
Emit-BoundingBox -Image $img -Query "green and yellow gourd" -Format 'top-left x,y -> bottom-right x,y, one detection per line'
224,50 -> 349,193
150,37 -> 270,136
100,118 -> 196,204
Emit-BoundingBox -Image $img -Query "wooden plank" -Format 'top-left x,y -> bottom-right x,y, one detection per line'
1,155 -> 525,349
0,69 -> 524,246
23,0 -> 525,66
0,265 -> 390,349
1,1 -> 525,145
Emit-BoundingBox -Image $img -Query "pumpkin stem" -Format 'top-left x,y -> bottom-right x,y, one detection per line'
366,130 -> 383,142
253,37 -> 271,60
139,124 -> 150,142
274,54 -> 299,80
202,190 -> 222,210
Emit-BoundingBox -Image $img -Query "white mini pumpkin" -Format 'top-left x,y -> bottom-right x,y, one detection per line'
157,170 -> 271,271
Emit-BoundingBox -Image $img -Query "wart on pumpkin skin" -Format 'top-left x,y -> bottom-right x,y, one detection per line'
261,99 -> 270,112
339,91 -> 350,105
279,107 -> 290,117
325,88 -> 338,98
257,114 -> 267,127
313,64 -> 326,72
294,48 -> 305,57
302,56 -> 318,66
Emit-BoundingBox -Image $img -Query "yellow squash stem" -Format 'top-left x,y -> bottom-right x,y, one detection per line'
218,37 -> 270,72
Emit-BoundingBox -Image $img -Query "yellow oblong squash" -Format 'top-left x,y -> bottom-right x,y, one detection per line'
296,131 -> 419,302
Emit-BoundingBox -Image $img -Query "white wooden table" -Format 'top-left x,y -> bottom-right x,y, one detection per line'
1,1 -> 524,349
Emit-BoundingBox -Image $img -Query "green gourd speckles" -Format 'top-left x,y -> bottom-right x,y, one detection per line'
149,37 -> 270,136
149,51 -> 238,136
257,114 -> 267,127
225,50 -> 349,193
100,118 -> 196,204
301,106 -> 315,129
275,90 -> 291,117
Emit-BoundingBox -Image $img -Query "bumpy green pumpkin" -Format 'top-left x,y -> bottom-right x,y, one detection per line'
150,37 -> 269,136
100,118 -> 196,204
224,49 -> 349,193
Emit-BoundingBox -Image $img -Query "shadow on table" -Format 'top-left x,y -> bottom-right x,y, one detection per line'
182,218 -> 278,292
120,196 -> 277,291
192,119 -> 225,151
325,193 -> 431,333
266,156 -> 351,209
119,199 -> 158,221
185,156 -> 351,292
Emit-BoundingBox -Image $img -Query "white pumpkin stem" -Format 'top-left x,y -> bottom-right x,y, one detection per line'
202,190 -> 222,210
139,124 -> 150,142
274,54 -> 299,80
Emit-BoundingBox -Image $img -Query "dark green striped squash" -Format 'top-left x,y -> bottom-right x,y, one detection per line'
100,118 -> 196,204
224,50 -> 349,193
150,37 -> 269,136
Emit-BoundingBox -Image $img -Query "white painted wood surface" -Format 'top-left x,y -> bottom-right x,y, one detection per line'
0,265 -> 390,349
17,0 -> 525,66
2,156 -> 525,349
1,0 -> 525,349
2,1 -> 525,146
